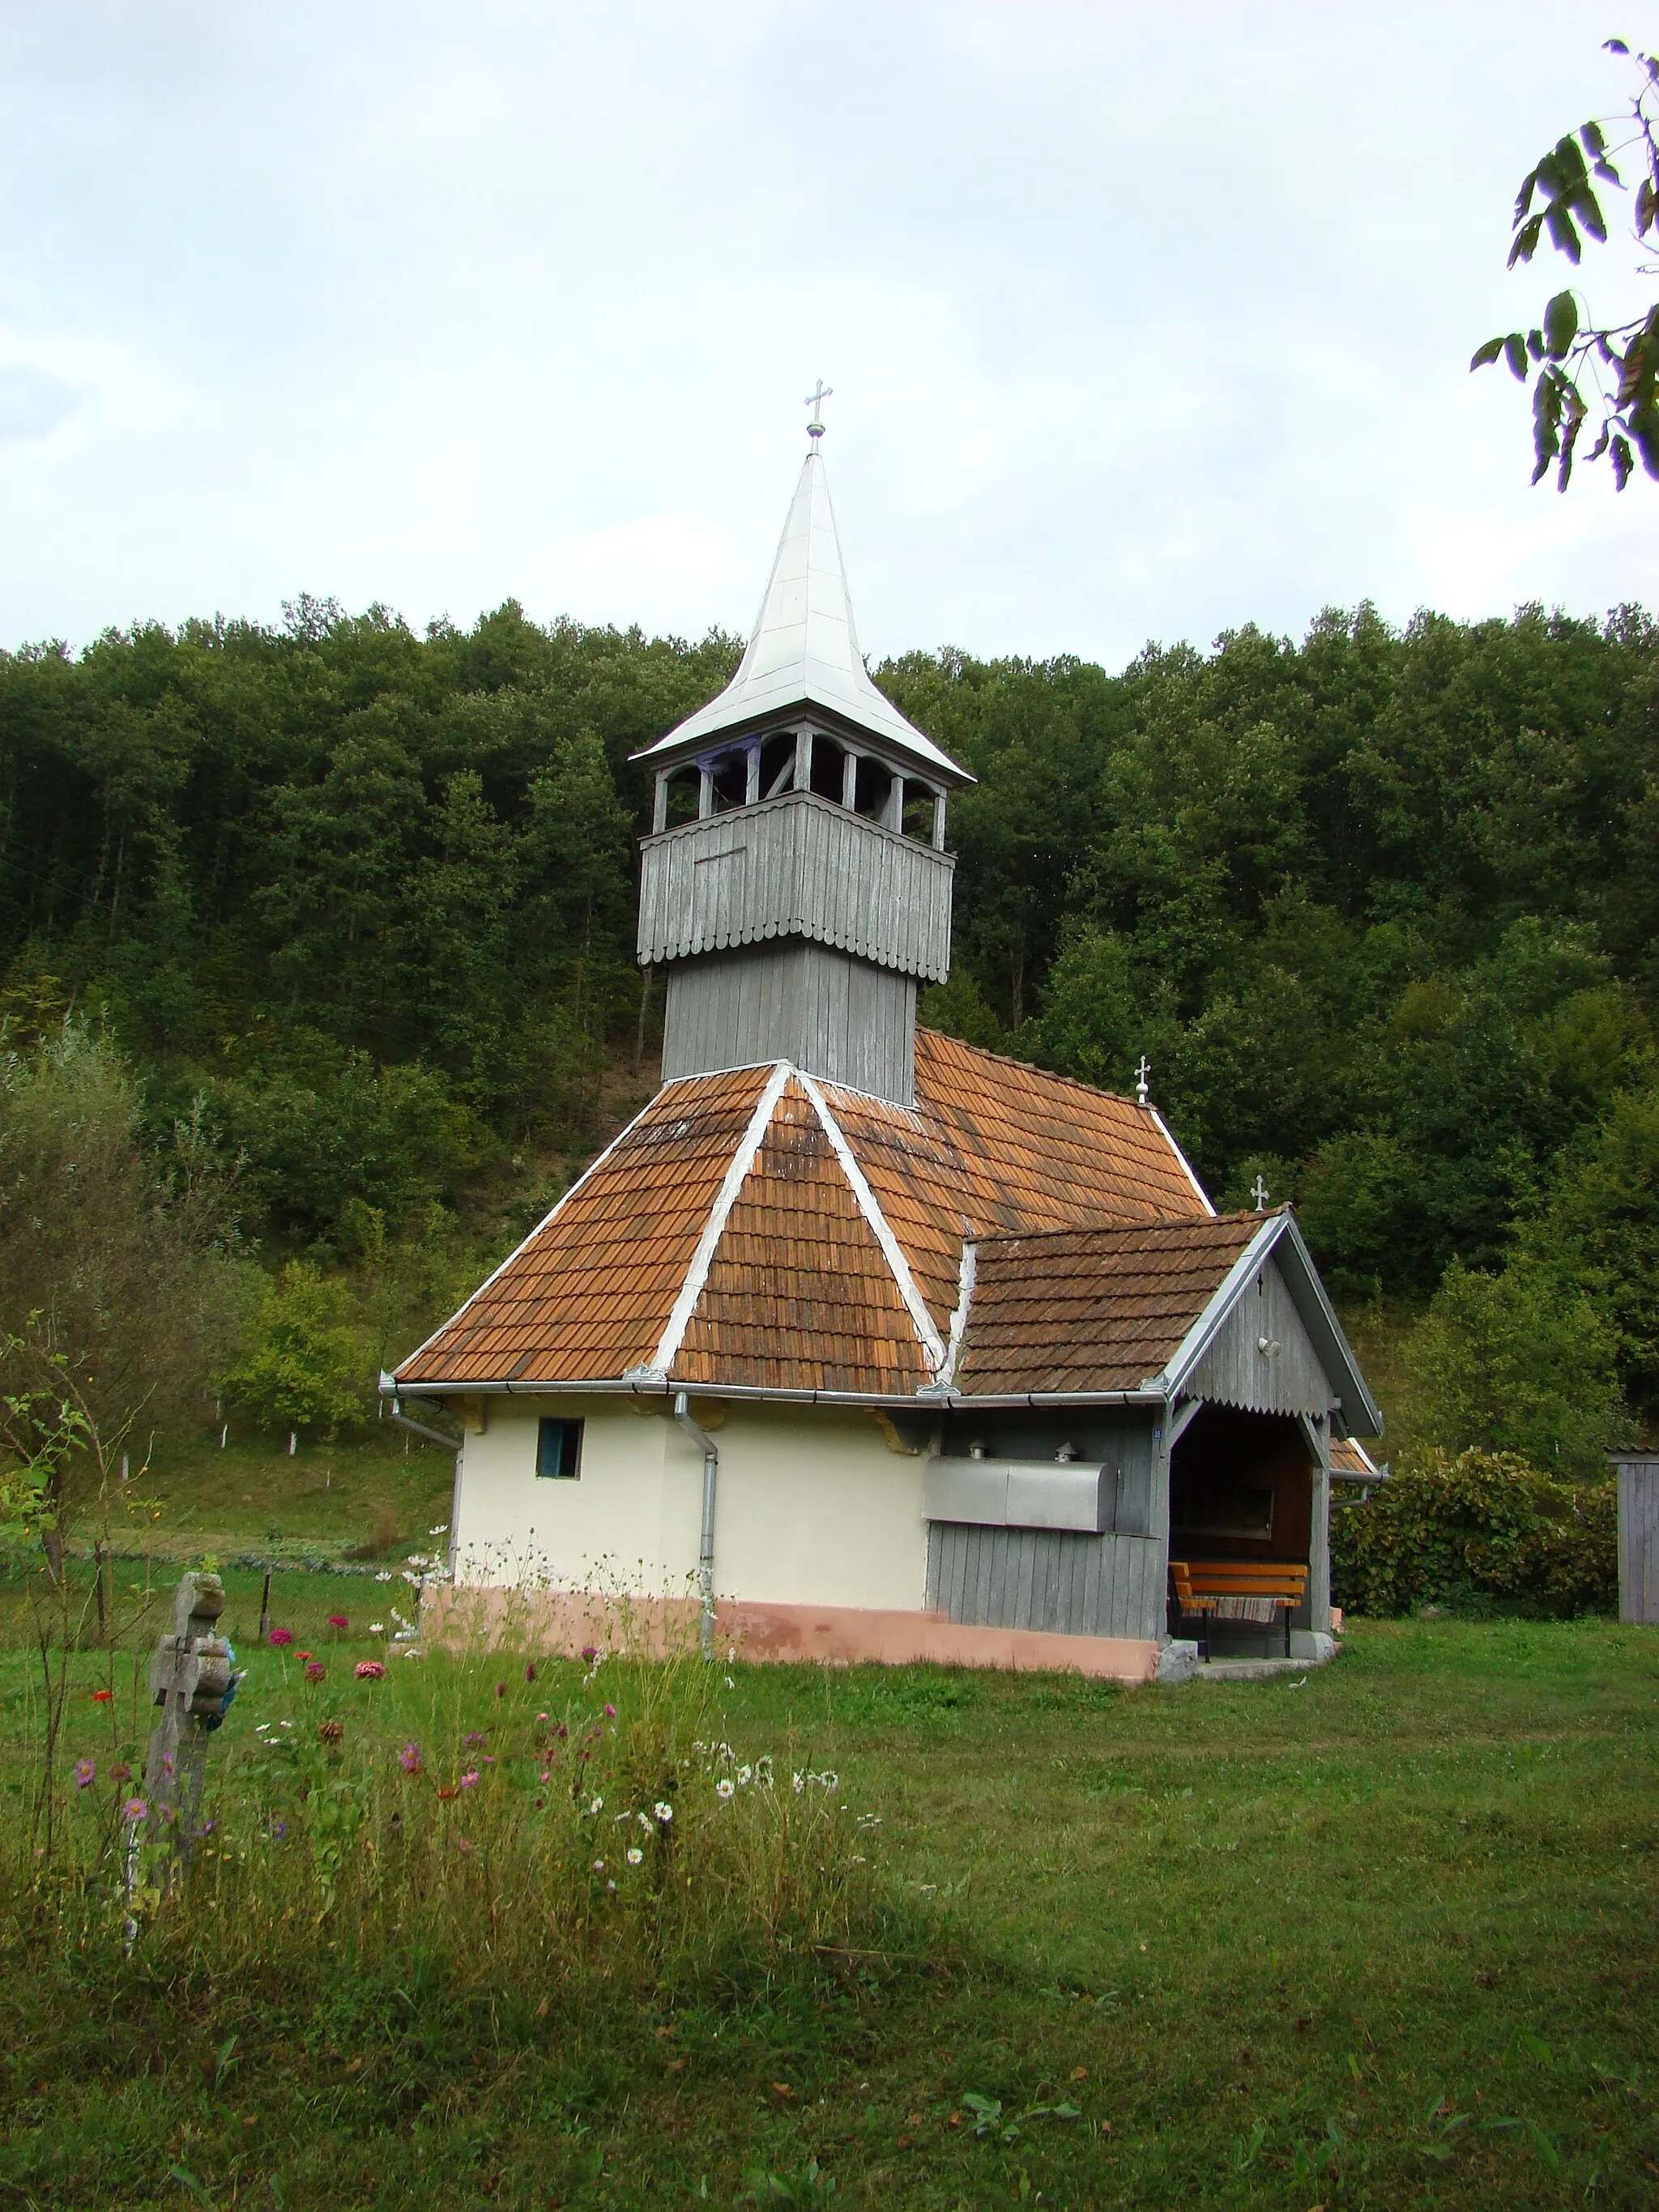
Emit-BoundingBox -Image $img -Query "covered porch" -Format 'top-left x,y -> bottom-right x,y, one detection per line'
932,1204 -> 1383,1677
1166,1402 -> 1325,1660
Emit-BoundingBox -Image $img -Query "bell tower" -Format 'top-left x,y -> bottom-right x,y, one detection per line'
632,409 -> 972,1108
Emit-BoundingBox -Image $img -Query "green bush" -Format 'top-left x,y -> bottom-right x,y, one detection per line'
215,1044 -> 492,1244
220,1261 -> 369,1441
1405,1255 -> 1630,1477
1331,1447 -> 1617,1618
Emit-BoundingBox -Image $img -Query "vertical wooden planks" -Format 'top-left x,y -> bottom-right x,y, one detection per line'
638,791 -> 954,981
925,1526 -> 1164,1640
1188,1256 -> 1328,1417
1081,1535 -> 1103,1634
661,945 -> 915,1102
1615,1456 -> 1659,1624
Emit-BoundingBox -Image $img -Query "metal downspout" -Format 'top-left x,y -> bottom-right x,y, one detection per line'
673,1390 -> 719,1658
382,1380 -> 464,1578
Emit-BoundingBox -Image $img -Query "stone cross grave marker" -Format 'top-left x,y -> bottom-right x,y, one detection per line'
140,1569 -> 242,1863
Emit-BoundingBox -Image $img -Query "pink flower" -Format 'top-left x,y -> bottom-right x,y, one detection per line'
459,1771 -> 480,1789
580,1645 -> 599,1664
603,1703 -> 616,1719
109,1763 -> 130,1783
494,1681 -> 506,1700
303,1661 -> 326,1684
524,1662 -> 536,1684
268,1627 -> 293,1647
327,1613 -> 348,1630
399,1742 -> 421,1774
122,1796 -> 147,1821
73,1758 -> 96,1789
354,1660 -> 386,1681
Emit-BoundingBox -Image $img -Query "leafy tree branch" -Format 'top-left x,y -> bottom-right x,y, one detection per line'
1473,38 -> 1659,488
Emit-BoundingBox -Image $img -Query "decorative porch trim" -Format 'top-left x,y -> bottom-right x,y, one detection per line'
1151,1211 -> 1383,1438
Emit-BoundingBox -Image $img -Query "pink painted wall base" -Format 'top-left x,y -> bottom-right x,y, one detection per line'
422,1586 -> 1160,1683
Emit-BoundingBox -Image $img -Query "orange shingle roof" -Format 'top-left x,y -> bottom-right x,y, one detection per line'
1331,1435 -> 1382,1478
399,1064 -> 773,1387
675,1080 -> 932,1396
397,1032 -> 1214,1396
954,1215 -> 1264,1398
833,1029 -> 1211,1338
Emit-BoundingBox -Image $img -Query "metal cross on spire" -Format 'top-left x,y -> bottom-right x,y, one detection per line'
804,380 -> 834,441
1252,1174 -> 1271,1212
1134,1056 -> 1151,1109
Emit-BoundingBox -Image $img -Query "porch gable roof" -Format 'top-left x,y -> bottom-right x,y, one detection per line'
952,1208 -> 1382,1437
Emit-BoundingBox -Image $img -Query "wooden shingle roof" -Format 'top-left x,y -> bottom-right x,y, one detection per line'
396,1030 -> 1214,1397
401,1064 -> 775,1387
953,1214 -> 1265,1398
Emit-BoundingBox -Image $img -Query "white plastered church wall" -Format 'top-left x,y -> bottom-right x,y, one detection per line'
709,1403 -> 928,1612
451,1401 -> 697,1594
452,1398 -> 929,1613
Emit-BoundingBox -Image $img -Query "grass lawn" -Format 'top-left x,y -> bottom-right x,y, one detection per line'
82,1422 -> 458,1569
1,1598 -> 1656,2209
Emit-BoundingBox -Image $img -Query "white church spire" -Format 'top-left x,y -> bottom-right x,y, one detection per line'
636,408 -> 966,781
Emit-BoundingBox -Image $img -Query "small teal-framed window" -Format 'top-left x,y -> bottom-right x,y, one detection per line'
536,1417 -> 582,1480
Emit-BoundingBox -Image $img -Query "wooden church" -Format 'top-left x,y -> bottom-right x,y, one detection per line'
389,420 -> 1384,1681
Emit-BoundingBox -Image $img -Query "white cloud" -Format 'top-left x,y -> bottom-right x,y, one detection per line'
0,0 -> 1651,658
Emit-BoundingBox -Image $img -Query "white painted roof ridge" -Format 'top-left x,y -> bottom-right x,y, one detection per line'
394,1087 -> 663,1379
1149,1106 -> 1217,1217
636,449 -> 967,782
930,1232 -> 978,1391
796,1068 -> 949,1373
646,1060 -> 794,1376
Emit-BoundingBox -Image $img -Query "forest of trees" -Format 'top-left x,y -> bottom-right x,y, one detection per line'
2,590 -> 1656,1473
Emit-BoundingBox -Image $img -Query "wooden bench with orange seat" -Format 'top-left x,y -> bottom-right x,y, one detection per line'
1168,1560 -> 1308,1659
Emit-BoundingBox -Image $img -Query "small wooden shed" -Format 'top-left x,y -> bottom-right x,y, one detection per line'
1611,1454 -> 1659,1625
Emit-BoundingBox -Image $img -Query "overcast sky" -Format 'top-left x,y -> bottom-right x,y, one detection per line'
2,1 -> 1654,670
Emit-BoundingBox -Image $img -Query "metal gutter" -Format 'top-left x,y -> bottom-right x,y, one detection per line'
383,1375 -> 1166,1413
